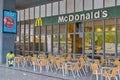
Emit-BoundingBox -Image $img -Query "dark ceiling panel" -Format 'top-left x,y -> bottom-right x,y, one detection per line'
16,0 -> 62,10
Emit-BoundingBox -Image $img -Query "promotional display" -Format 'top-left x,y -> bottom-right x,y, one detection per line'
3,10 -> 17,33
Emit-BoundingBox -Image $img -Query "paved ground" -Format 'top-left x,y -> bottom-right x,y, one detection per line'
0,65 -> 107,80
0,66 -> 63,80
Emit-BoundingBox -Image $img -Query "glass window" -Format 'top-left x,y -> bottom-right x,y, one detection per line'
94,20 -> 103,56
75,0 -> 83,12
94,21 -> 103,32
60,0 -> 66,14
41,5 -> 45,17
117,18 -> 120,56
40,26 -> 45,52
67,34 -> 72,53
25,8 -> 29,20
35,6 -> 39,18
94,0 -> 103,9
17,11 -> 20,21
67,0 -> 74,13
53,25 -> 59,34
68,23 -> 74,33
105,19 -> 115,56
67,23 -> 74,53
53,25 -> 59,54
105,0 -> 115,7
75,22 -> 84,54
117,0 -> 120,6
117,18 -> 120,30
20,10 -> 24,21
85,33 -> 92,55
47,25 -> 52,53
84,0 -> 92,10
60,24 -> 66,34
47,3 -> 51,16
117,32 -> 120,56
30,8 -> 34,19
75,22 -> 84,33
53,34 -> 58,54
60,34 -> 66,54
84,21 -> 92,32
84,21 -> 92,55
53,2 -> 58,15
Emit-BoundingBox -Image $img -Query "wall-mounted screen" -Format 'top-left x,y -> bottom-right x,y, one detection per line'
3,10 -> 17,33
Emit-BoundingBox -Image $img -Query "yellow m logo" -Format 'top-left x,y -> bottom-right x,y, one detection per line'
35,18 -> 43,26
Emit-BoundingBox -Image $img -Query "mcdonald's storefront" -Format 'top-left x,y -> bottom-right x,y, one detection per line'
16,5 -> 120,58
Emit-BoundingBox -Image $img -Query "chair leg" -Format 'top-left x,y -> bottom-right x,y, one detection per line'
82,68 -> 86,76
96,74 -> 99,80
72,71 -> 75,78
77,70 -> 80,77
18,63 -> 20,68
115,76 -> 118,80
90,74 -> 93,80
85,65 -> 88,72
33,65 -> 36,72
79,70 -> 82,76
108,78 -> 111,80
40,66 -> 42,72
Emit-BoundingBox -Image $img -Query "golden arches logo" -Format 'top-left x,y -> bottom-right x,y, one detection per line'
35,18 -> 43,26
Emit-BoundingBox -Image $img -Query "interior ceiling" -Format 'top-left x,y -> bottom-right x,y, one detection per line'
16,0 -> 62,10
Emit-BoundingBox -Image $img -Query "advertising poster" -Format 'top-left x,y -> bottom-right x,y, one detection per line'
3,10 -> 17,33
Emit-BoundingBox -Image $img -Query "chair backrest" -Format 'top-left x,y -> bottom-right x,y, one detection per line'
100,57 -> 105,65
94,60 -> 100,65
18,56 -> 24,63
55,59 -> 61,69
40,59 -> 47,66
26,56 -> 31,62
114,60 -> 120,65
91,63 -> 99,74
110,68 -> 118,77
80,57 -> 85,64
66,54 -> 72,61
48,54 -> 53,59
60,57 -> 65,63
50,58 -> 55,65
31,57 -> 37,65
73,61 -> 79,70
83,56 -> 89,60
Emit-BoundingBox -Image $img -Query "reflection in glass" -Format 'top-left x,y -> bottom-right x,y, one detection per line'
105,32 -> 115,56
60,34 -> 66,53
85,33 -> 92,54
53,35 -> 58,54
105,19 -> 115,56
117,32 -> 120,56
95,33 -> 103,55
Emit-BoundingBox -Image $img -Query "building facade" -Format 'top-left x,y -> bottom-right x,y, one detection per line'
15,0 -> 120,58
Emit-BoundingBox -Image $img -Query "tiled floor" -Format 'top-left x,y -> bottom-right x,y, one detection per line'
0,65 -> 103,80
